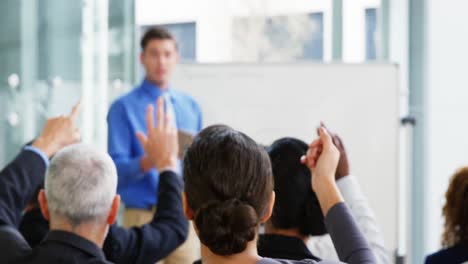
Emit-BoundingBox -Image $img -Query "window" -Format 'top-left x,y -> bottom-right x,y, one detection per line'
232,13 -> 324,62
365,8 -> 377,60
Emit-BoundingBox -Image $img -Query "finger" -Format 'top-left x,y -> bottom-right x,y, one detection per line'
172,126 -> 179,146
164,113 -> 171,131
171,126 -> 178,139
318,127 -> 333,147
309,148 -> 320,165
136,131 -> 148,147
73,130 -> 81,143
302,153 -> 314,168
332,135 -> 339,147
146,105 -> 155,131
334,135 -> 345,150
320,122 -> 337,139
156,97 -> 165,129
69,100 -> 81,122
320,121 -> 327,129
310,139 -> 321,147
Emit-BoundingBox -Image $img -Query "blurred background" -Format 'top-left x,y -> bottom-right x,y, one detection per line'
1,0 -> 467,263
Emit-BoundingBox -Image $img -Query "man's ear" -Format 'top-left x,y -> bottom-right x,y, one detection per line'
38,190 -> 50,221
182,192 -> 194,220
260,191 -> 275,223
106,195 -> 121,225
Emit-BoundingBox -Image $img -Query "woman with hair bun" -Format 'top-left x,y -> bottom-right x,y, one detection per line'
183,124 -> 376,264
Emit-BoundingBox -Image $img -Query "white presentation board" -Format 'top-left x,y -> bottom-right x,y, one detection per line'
173,63 -> 400,251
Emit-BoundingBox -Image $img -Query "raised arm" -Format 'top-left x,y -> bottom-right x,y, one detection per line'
336,175 -> 390,263
104,97 -> 188,264
302,127 -> 376,264
0,102 -> 81,227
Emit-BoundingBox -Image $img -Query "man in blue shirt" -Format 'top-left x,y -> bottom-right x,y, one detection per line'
107,26 -> 202,264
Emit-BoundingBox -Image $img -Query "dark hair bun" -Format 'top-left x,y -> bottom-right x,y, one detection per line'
194,199 -> 259,255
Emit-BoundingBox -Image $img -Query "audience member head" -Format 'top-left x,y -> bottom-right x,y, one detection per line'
183,125 -> 275,256
38,144 -> 120,238
442,166 -> 468,247
140,26 -> 178,86
267,137 -> 327,237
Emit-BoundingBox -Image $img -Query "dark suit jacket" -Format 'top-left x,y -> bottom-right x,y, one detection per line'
18,207 -> 48,247
0,226 -> 112,264
425,241 -> 468,264
0,149 -> 188,264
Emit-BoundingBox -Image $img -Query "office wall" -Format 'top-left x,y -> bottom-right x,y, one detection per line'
423,0 -> 468,257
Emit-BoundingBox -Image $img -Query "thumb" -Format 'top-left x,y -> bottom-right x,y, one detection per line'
136,132 -> 148,147
318,127 -> 333,148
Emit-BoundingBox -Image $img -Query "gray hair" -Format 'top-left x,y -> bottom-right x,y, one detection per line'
45,144 -> 117,226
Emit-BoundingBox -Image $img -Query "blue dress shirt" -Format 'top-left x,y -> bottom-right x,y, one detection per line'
107,79 -> 202,209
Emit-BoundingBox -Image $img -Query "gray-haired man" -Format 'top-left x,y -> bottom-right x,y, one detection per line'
0,98 -> 187,263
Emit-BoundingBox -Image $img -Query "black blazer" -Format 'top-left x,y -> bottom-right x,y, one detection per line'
258,234 -> 321,261
425,241 -> 468,264
0,149 -> 188,264
193,234 -> 321,264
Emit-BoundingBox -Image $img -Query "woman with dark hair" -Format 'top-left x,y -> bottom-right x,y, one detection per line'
425,167 -> 468,264
262,135 -> 389,263
183,124 -> 376,264
259,137 -> 325,261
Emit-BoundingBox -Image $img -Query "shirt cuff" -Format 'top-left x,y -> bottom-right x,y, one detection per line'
336,175 -> 366,202
336,174 -> 354,188
24,146 -> 50,167
159,159 -> 183,175
159,167 -> 179,174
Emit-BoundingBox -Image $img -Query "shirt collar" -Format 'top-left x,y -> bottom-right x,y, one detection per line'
45,230 -> 106,260
140,78 -> 173,99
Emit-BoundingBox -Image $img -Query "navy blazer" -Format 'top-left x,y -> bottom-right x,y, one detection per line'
258,234 -> 321,261
425,241 -> 468,264
0,149 -> 188,264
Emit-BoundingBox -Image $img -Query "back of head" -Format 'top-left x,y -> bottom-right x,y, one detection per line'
45,144 -> 117,227
442,166 -> 468,247
267,137 -> 326,236
184,125 -> 274,256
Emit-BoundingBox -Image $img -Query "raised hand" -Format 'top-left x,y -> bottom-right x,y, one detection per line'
136,97 -> 179,171
302,127 -> 340,190
32,101 -> 81,157
301,126 -> 343,215
317,122 -> 350,180
332,135 -> 349,180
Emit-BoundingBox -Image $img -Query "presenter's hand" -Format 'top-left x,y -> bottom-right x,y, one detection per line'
136,97 -> 179,171
32,101 -> 81,157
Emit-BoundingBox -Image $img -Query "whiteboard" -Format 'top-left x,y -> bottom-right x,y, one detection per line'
173,63 -> 400,251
